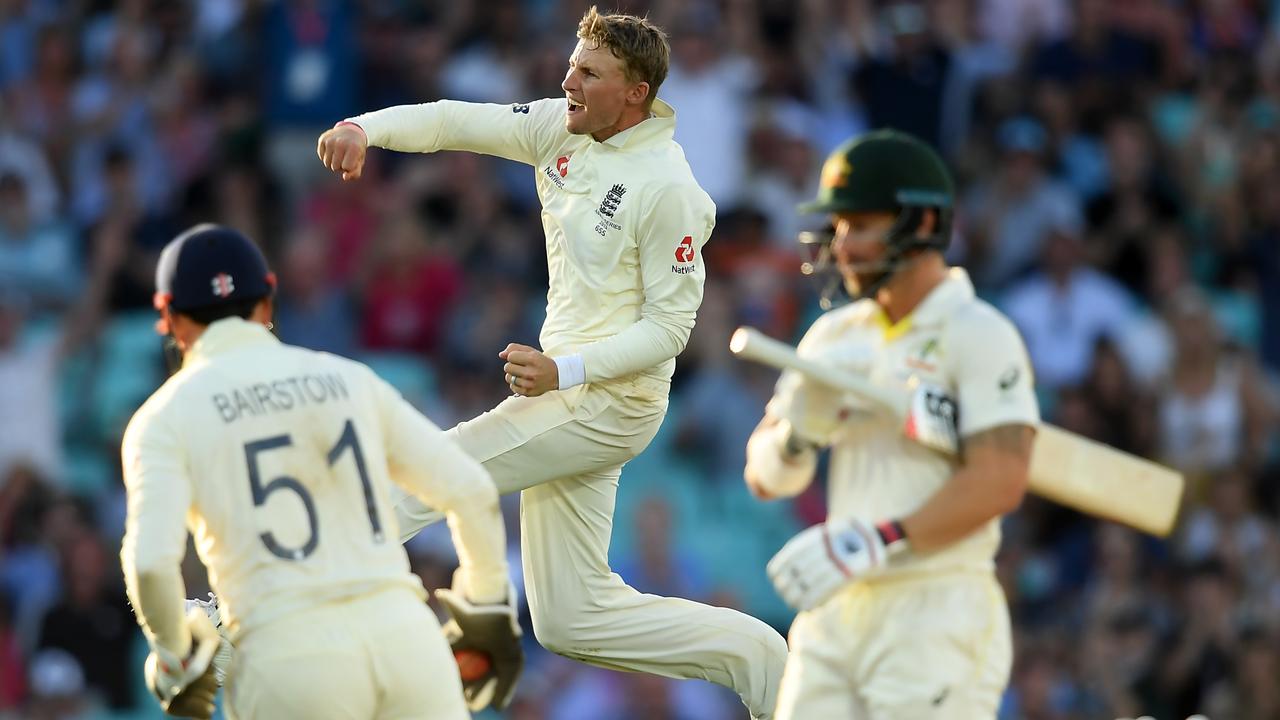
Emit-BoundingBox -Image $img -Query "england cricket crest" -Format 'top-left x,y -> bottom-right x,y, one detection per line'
211,273 -> 235,298
594,183 -> 626,236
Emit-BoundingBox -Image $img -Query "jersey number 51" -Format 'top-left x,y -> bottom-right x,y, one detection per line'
243,419 -> 382,561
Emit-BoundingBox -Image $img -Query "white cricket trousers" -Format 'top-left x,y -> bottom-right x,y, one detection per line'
224,587 -> 468,720
392,383 -> 788,718
775,570 -> 1012,719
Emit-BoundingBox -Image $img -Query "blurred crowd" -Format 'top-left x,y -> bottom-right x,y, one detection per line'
0,0 -> 1278,718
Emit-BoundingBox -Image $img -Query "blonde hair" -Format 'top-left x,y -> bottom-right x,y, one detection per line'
577,5 -> 669,107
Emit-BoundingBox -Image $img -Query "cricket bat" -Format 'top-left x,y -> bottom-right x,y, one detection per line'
730,327 -> 1184,537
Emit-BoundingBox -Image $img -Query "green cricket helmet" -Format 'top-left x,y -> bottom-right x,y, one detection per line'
797,129 -> 955,306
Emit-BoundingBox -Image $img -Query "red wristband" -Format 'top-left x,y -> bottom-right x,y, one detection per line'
334,120 -> 367,143
875,519 -> 907,547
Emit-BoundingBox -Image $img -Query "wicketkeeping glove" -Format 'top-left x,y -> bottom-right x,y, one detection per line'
434,586 -> 524,711
184,593 -> 233,686
143,606 -> 223,719
767,518 -> 908,611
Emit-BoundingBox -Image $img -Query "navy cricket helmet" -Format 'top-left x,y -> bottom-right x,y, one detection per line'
153,224 -> 276,313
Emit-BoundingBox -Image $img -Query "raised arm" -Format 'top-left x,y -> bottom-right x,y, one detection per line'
317,98 -> 568,180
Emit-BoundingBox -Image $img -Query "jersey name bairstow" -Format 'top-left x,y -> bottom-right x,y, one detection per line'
211,373 -> 349,423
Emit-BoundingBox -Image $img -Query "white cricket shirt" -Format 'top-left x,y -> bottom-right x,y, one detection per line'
774,269 -> 1040,575
347,98 -> 715,400
121,318 -> 508,651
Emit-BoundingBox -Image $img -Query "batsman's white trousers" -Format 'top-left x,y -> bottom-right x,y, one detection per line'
392,382 -> 788,718
774,570 -> 1011,719
225,587 -> 468,720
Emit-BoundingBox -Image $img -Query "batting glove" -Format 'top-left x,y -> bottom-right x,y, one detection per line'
770,373 -> 864,448
144,607 -> 223,719
434,586 -> 524,712
767,518 -> 909,611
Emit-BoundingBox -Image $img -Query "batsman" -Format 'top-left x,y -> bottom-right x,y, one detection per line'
745,130 -> 1039,718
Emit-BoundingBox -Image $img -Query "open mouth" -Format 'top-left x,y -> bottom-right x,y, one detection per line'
567,98 -> 586,115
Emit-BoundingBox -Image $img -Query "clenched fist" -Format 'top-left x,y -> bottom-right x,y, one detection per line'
500,343 -> 559,397
316,123 -> 368,181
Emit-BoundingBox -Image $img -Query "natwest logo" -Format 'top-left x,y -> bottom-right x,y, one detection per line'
556,155 -> 570,177
674,235 -> 694,263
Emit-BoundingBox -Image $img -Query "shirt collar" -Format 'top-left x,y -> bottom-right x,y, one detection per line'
910,267 -> 976,326
599,98 -> 676,149
871,267 -> 975,339
185,317 -> 279,366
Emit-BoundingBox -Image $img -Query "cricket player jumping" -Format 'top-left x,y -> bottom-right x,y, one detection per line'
121,224 -> 520,719
313,5 -> 788,718
745,130 -> 1039,718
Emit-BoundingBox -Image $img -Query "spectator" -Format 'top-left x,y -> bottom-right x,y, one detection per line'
1213,629 -> 1280,719
1156,288 -> 1273,476
1028,0 -> 1158,114
963,116 -> 1084,291
356,208 -> 463,354
615,497 -> 710,601
439,0 -> 529,104
659,6 -> 757,206
0,291 -> 61,482
674,279 -> 775,481
261,0 -> 359,200
0,171 -> 79,311
1085,114 -> 1182,300
1159,558 -> 1241,718
7,24 -> 78,179
0,465 -> 60,654
0,101 -> 60,224
1180,468 -> 1272,566
742,105 -> 821,246
273,224 -> 358,357
35,531 -> 135,711
68,24 -> 170,226
0,592 -> 24,712
852,1 -> 953,149
1002,213 -> 1135,390
24,648 -> 89,720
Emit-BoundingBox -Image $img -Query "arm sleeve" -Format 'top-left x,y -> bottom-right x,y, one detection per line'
347,98 -> 566,167
578,184 -> 715,382
372,375 -> 508,604
119,406 -> 192,656
765,313 -> 837,418
948,306 -> 1041,438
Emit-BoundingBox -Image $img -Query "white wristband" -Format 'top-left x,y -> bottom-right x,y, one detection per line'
554,354 -> 586,390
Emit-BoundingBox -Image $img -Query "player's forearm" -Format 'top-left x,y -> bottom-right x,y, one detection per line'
120,418 -> 194,655
123,559 -> 190,655
441,481 -> 509,605
577,311 -> 693,383
397,470 -> 509,603
347,101 -> 526,160
900,452 -> 1028,554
